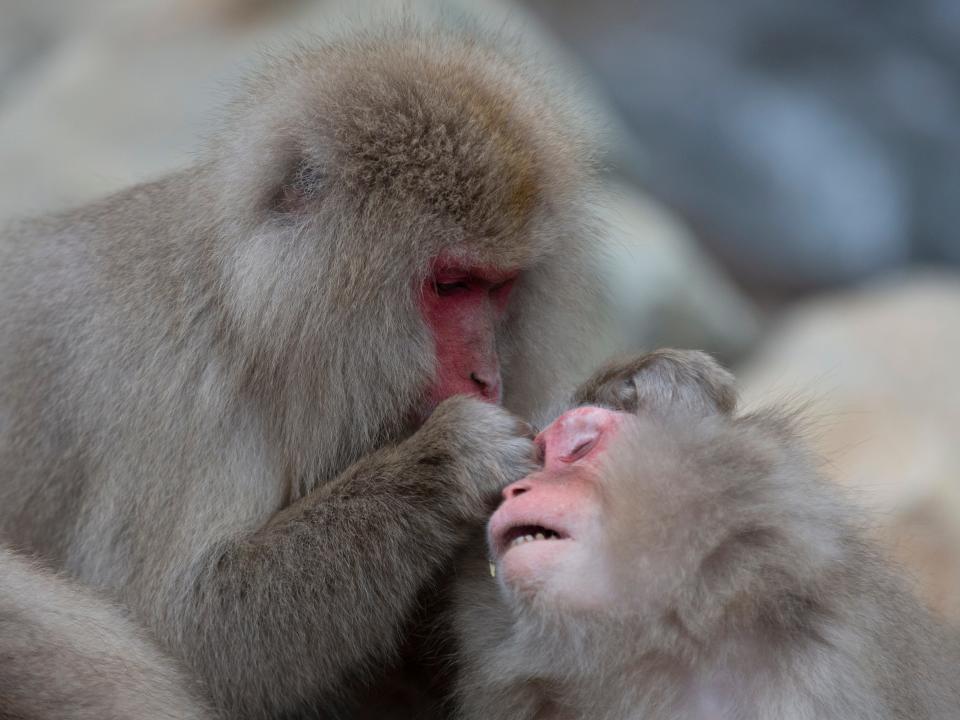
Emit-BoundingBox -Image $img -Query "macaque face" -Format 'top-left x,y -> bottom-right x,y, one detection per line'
419,258 -> 518,408
488,406 -> 631,607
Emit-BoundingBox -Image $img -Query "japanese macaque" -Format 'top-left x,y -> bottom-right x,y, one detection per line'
0,17 -> 603,719
0,547 -> 211,720
454,350 -> 960,720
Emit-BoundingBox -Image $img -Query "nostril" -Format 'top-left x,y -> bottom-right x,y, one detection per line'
502,482 -> 529,501
470,372 -> 487,389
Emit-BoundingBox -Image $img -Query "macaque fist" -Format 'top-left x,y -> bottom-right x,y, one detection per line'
454,350 -> 960,720
0,18 -> 602,718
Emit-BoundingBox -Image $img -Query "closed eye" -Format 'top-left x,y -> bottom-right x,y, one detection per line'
434,279 -> 471,296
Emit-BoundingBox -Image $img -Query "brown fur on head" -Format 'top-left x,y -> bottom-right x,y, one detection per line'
201,19 -> 603,485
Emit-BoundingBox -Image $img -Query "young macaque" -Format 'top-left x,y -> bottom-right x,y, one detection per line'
452,350 -> 960,720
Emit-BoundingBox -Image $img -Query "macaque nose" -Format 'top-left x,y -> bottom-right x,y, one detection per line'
502,479 -> 531,501
470,371 -> 501,401
536,406 -> 617,467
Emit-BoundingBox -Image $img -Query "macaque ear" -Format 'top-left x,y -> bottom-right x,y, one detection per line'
574,349 -> 737,417
271,161 -> 328,214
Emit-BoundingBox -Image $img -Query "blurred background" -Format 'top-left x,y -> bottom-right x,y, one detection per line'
1,0 -> 957,619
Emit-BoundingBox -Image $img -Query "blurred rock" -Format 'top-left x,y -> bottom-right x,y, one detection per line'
739,272 -> 960,622
0,0 -> 111,108
597,37 -> 910,291
0,0 -> 325,220
602,182 -> 761,362
520,0 -> 960,289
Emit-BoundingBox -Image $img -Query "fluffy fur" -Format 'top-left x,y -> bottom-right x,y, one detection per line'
453,350 -> 960,720
0,547 -> 211,720
0,16 -> 604,718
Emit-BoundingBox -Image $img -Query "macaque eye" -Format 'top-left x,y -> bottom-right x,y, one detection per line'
489,279 -> 513,294
434,279 -> 471,296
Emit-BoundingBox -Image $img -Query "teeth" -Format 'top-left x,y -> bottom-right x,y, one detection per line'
508,531 -> 560,548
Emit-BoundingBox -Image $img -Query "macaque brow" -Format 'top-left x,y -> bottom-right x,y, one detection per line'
429,260 -> 519,285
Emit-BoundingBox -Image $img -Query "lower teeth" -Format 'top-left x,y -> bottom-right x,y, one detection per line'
510,532 -> 558,547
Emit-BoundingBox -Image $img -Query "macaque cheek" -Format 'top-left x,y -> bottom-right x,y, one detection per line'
556,567 -> 615,611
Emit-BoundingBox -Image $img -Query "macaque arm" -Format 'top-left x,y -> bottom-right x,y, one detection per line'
183,450 -> 465,714
178,398 -> 533,717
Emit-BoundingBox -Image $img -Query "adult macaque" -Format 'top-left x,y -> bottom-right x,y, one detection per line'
0,547 -> 211,720
0,19 -> 602,719
454,350 -> 960,720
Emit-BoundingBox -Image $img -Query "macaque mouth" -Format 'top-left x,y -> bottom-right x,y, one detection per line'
502,524 -> 567,549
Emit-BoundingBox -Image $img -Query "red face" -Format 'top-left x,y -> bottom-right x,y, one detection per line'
419,260 -> 517,408
488,406 -> 631,606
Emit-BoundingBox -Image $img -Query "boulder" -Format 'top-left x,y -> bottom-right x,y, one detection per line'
601,182 -> 761,361
740,272 -> 960,622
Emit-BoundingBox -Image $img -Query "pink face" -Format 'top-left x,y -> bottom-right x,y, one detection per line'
488,406 -> 631,606
419,259 -> 517,408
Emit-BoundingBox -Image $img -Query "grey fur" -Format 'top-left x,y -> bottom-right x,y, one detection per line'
0,547 -> 211,720
453,350 -> 960,720
0,17 -> 603,719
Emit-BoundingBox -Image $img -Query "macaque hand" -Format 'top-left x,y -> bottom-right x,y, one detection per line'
415,396 -> 540,521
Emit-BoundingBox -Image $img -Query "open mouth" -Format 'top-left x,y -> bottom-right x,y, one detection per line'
498,523 -> 569,553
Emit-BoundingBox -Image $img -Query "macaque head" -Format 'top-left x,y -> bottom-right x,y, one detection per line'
488,406 -> 635,609
488,403 -> 729,614
211,22 -> 602,444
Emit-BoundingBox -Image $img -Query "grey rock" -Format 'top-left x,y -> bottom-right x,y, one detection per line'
601,182 -> 762,362
739,271 -> 960,622
520,0 -> 960,287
